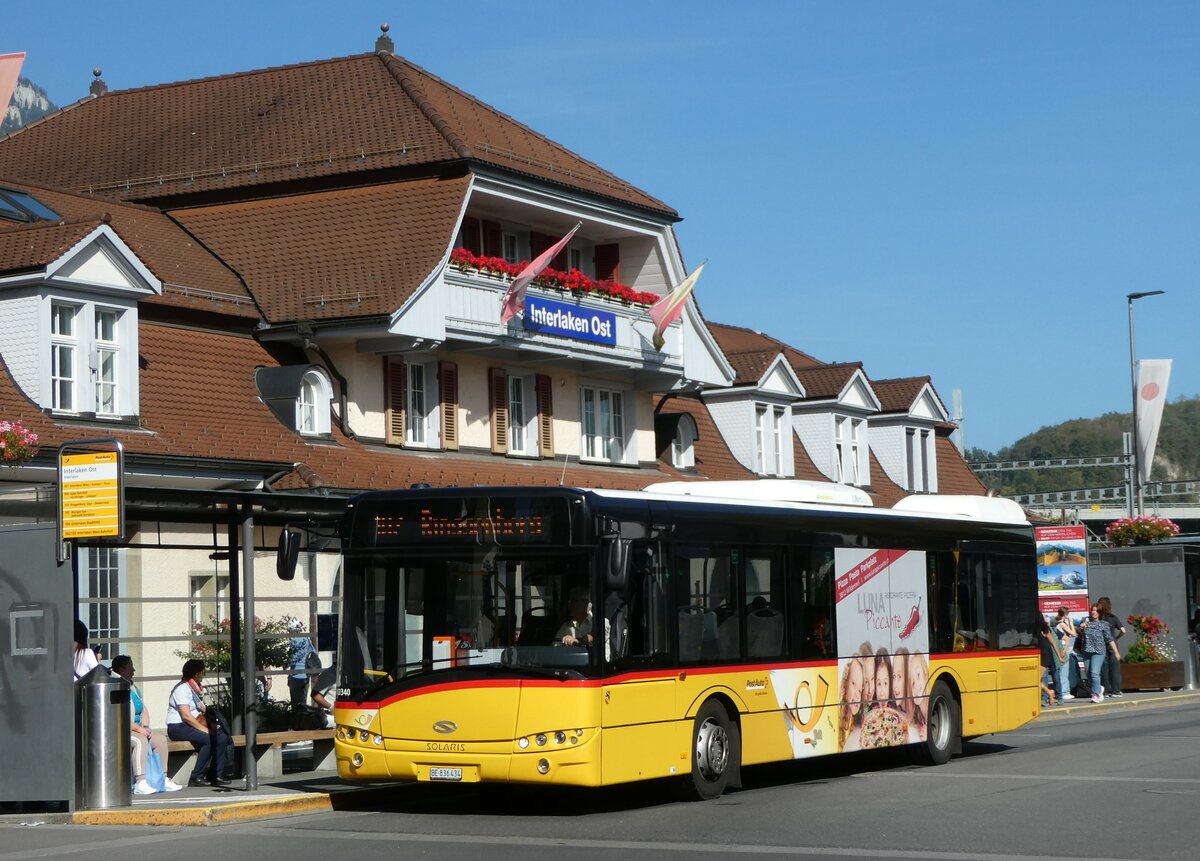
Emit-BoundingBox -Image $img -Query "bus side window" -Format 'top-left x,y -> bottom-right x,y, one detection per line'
745,549 -> 785,659
673,544 -> 735,663
791,547 -> 833,660
611,540 -> 668,661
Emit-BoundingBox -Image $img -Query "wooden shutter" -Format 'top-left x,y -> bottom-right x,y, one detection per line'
439,361 -> 459,451
530,232 -> 552,259
536,374 -> 554,458
489,367 -> 508,454
384,357 -> 406,446
482,220 -> 503,258
461,216 -> 482,254
594,243 -> 620,282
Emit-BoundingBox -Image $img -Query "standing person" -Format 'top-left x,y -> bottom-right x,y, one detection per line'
1053,608 -> 1077,701
1097,597 -> 1126,698
1079,605 -> 1120,703
1038,616 -> 1066,706
111,655 -> 182,794
310,665 -> 337,729
287,617 -> 315,713
166,659 -> 233,787
73,620 -> 99,681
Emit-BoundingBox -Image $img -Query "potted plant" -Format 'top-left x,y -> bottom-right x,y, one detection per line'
0,419 -> 39,466
1105,515 -> 1180,547
1122,613 -> 1184,691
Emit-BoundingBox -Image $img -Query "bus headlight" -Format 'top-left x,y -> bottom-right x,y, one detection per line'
517,737 -> 530,749
352,753 -> 363,767
535,733 -> 547,746
373,735 -> 384,746
554,731 -> 566,745
537,758 -> 550,774
359,730 -> 370,742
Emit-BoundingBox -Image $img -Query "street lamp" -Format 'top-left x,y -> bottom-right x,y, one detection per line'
1127,290 -> 1165,516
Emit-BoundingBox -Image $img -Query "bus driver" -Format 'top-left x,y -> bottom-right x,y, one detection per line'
554,587 -> 610,660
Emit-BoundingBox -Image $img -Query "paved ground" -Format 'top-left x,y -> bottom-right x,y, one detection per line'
4,687 -> 1196,828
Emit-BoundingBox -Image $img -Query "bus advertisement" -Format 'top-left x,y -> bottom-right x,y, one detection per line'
294,482 -> 1039,800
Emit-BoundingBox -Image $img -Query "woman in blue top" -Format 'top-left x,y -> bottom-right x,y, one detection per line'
111,655 -> 181,794
288,617 -> 316,712
1079,605 -> 1120,703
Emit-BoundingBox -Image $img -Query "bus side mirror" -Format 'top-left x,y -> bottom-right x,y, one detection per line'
277,529 -> 302,581
603,537 -> 630,591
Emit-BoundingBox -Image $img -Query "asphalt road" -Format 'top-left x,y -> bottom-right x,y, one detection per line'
3,699 -> 1197,861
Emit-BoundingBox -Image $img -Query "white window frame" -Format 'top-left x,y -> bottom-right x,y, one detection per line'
672,416 -> 696,470
190,571 -> 231,629
79,546 -> 124,657
772,407 -> 786,478
580,384 -> 630,464
502,232 -> 519,264
754,404 -> 767,474
51,301 -> 79,412
295,369 -> 333,437
507,373 -> 538,457
93,306 -> 120,416
848,418 -> 862,485
406,363 -> 430,447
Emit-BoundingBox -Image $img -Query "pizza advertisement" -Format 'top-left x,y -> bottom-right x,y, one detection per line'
834,548 -> 931,752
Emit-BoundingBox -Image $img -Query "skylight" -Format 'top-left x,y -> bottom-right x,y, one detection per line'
0,188 -> 61,223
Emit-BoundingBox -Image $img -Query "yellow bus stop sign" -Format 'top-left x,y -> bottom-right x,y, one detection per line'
60,450 -> 122,539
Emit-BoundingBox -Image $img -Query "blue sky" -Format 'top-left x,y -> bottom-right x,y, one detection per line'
6,2 -> 1197,453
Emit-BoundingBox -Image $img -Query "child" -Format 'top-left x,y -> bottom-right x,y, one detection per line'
891,646 -> 909,715
873,647 -> 892,712
907,652 -> 930,736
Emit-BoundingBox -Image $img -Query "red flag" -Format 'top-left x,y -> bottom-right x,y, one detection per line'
0,53 -> 25,122
649,263 -> 704,351
500,223 -> 580,324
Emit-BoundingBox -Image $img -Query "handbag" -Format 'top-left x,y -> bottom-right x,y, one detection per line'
145,748 -> 168,793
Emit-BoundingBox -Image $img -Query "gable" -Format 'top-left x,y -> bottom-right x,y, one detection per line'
759,355 -> 804,397
910,386 -> 949,422
839,370 -> 881,412
46,225 -> 161,298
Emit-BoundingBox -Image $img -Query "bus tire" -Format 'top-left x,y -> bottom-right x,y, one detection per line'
920,680 -> 958,766
684,700 -> 736,800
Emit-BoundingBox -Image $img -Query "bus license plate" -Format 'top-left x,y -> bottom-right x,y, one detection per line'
429,767 -> 462,781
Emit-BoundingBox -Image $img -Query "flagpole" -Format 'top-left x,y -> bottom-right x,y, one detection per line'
1127,290 -> 1164,517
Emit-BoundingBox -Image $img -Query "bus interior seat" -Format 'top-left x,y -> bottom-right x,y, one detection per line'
747,607 -> 784,658
716,613 -> 739,660
678,606 -> 705,662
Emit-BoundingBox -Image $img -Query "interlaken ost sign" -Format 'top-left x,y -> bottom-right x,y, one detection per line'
523,296 -> 617,346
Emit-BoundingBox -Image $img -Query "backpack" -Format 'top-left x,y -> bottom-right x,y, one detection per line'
305,646 -> 322,672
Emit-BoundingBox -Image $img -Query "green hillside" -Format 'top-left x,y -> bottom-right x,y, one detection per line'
967,395 -> 1200,498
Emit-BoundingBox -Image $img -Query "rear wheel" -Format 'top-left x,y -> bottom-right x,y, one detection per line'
684,700 -> 736,800
920,680 -> 958,765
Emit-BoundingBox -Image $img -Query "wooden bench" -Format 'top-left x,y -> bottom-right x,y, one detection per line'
166,729 -> 336,780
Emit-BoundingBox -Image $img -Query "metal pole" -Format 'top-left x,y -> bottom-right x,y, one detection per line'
241,505 -> 258,790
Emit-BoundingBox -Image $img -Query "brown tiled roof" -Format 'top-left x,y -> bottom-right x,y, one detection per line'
934,435 -> 987,496
723,350 -> 778,386
171,177 -> 469,322
0,53 -> 672,216
0,219 -> 97,275
0,180 -> 258,318
873,376 -> 934,414
793,363 -> 863,400
707,322 -> 823,386
791,427 -> 828,483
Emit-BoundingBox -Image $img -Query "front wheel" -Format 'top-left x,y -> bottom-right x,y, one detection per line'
684,700 -> 737,800
920,680 -> 959,766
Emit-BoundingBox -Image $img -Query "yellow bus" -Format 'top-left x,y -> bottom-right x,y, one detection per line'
315,481 -> 1039,799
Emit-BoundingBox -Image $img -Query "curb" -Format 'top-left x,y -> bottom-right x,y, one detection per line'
71,792 -> 333,827
1036,690 -> 1200,722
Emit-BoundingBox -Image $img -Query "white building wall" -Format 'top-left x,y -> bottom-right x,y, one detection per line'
327,344 -> 383,439
793,412 -> 834,479
705,397 -> 755,471
870,423 -> 908,488
0,294 -> 41,402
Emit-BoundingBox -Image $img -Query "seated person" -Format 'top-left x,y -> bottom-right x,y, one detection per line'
111,654 -> 182,794
310,666 -> 337,729
165,659 -> 234,788
554,587 -> 611,660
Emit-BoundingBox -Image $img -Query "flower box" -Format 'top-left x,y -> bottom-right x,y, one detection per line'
1121,660 -> 1185,692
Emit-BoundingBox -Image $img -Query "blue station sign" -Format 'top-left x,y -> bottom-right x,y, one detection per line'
523,296 -> 616,345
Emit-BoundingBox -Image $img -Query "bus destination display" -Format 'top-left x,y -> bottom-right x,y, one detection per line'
362,496 -> 567,546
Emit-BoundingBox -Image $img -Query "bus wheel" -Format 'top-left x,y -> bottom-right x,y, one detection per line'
685,700 -> 736,800
921,680 -> 958,766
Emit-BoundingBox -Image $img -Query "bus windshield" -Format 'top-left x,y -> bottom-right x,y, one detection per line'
341,547 -> 598,691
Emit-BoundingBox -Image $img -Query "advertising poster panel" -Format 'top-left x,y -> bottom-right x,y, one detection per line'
1036,525 -> 1089,619
833,548 -> 930,752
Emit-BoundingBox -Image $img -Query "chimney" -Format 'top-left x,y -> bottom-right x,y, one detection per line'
375,22 -> 394,54
89,67 -> 107,97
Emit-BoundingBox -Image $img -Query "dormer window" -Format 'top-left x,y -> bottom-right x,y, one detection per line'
906,427 -> 935,492
672,413 -> 697,469
45,299 -> 134,417
95,308 -> 120,415
51,302 -> 79,411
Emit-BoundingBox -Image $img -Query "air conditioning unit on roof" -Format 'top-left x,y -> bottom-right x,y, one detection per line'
643,479 -> 873,507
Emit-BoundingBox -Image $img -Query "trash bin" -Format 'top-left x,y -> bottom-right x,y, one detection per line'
74,664 -> 131,809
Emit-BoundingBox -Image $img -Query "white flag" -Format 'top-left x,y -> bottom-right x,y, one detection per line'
1135,358 -> 1171,484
